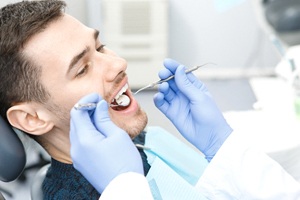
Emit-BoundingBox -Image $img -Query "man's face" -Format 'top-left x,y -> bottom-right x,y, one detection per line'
23,14 -> 147,138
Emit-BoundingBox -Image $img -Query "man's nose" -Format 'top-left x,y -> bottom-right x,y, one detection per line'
97,54 -> 127,82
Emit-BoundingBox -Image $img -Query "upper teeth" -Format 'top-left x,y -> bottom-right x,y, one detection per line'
113,84 -> 129,101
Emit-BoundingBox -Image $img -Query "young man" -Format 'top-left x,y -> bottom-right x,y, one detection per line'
0,1 -> 149,199
2,1 -> 218,199
3,1 -> 300,199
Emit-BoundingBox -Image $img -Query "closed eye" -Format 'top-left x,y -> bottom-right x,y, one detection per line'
75,45 -> 105,78
96,44 -> 106,53
75,62 -> 92,78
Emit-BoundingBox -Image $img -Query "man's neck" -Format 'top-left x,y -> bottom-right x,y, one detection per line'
39,129 -> 72,164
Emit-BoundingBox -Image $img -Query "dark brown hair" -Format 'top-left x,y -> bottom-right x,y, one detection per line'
0,0 -> 66,120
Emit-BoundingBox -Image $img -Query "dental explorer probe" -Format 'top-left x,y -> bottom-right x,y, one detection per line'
133,62 -> 215,95
74,101 -> 129,110
74,93 -> 131,110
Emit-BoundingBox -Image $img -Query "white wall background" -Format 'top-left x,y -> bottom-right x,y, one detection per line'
167,0 -> 279,70
0,0 -> 281,80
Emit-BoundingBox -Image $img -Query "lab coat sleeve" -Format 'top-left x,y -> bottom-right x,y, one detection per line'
195,130 -> 300,200
99,172 -> 153,200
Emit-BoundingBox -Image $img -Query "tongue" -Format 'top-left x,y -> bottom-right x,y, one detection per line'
116,94 -> 130,107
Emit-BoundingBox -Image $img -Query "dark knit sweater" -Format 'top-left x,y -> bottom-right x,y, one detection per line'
42,158 -> 99,200
42,131 -> 150,199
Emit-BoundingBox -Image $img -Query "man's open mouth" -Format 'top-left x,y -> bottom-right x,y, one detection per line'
110,84 -> 131,111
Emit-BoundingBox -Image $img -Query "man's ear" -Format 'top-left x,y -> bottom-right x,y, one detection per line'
7,103 -> 54,136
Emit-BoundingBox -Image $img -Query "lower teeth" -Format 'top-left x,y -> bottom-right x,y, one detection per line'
116,94 -> 130,107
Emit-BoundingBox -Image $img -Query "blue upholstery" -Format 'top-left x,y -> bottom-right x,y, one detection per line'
264,0 -> 300,32
0,116 -> 26,182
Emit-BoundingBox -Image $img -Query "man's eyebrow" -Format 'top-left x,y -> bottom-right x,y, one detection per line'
67,46 -> 90,74
67,29 -> 100,74
94,29 -> 100,41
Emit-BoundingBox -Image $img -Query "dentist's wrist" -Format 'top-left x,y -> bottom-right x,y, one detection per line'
204,126 -> 233,162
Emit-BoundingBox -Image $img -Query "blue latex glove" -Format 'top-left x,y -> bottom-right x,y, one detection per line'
153,58 -> 233,162
70,93 -> 144,193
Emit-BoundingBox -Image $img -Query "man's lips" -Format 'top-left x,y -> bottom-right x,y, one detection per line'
109,80 -> 133,111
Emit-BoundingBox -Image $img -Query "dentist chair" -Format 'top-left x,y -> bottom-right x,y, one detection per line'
0,115 -> 26,182
253,0 -> 300,47
0,115 -> 26,198
0,115 -> 50,199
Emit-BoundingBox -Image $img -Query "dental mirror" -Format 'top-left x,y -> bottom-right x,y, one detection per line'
74,95 -> 130,110
114,94 -> 130,107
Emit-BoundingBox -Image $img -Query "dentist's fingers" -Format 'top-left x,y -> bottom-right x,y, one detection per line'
163,58 -> 181,73
70,93 -> 105,144
93,100 -> 128,138
158,82 -> 177,104
174,65 -> 209,100
153,92 -> 170,114
158,68 -> 173,80
70,93 -> 101,134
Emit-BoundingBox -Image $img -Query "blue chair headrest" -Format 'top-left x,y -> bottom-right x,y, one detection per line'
264,0 -> 300,32
0,116 -> 26,182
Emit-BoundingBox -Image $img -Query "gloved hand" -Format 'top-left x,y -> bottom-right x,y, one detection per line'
154,58 -> 233,162
70,93 -> 144,193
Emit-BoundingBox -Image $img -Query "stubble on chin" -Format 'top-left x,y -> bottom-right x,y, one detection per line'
47,98 -> 148,139
113,109 -> 148,139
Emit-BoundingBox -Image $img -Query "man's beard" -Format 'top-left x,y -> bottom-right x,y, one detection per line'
43,100 -> 70,130
110,109 -> 148,139
45,99 -> 148,139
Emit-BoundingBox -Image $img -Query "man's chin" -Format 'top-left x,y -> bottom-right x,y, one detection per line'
112,110 -> 148,139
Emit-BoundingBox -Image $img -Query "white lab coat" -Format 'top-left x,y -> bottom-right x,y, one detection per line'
100,130 -> 300,199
